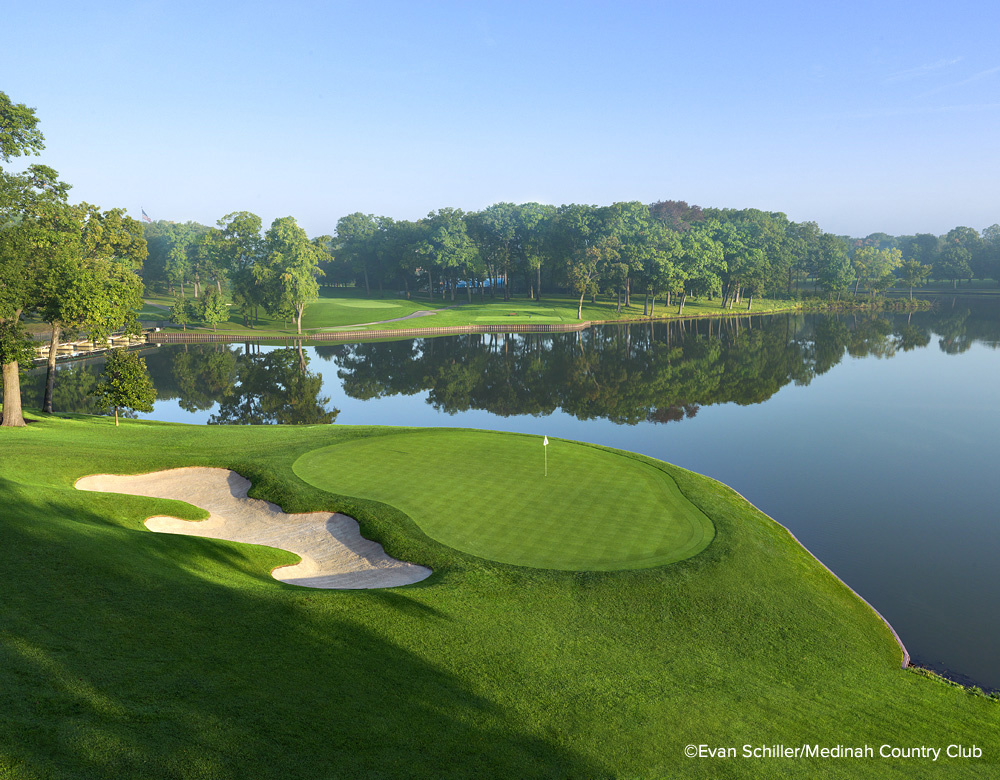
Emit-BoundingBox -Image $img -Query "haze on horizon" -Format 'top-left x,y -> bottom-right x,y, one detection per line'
5,0 -> 998,239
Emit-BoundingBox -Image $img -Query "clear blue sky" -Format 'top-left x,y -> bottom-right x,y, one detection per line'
5,0 -> 998,238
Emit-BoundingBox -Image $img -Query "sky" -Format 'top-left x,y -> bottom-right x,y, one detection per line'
4,0 -> 999,238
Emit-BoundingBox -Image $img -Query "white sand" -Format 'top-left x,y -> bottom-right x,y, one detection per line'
75,467 -> 432,589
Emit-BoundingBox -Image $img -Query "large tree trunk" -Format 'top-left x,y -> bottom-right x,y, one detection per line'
678,291 -> 687,315
363,263 -> 370,296
577,291 -> 585,320
428,269 -> 433,300
1,361 -> 26,427
537,264 -> 542,301
44,322 -> 61,413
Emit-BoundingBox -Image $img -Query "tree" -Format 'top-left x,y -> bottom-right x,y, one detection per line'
897,259 -> 932,300
1,92 -> 71,427
170,296 -> 196,330
868,247 -> 903,297
982,224 -> 1000,284
217,211 -> 263,326
816,233 -> 854,300
200,287 -> 229,331
937,245 -> 972,289
92,348 -> 155,426
513,202 -> 555,300
599,201 -> 652,309
567,236 -> 620,320
638,222 -> 680,316
335,212 -> 378,296
675,226 -> 724,314
648,200 -> 704,232
417,208 -> 478,302
261,217 -> 324,334
941,227 -> 981,286
37,202 -> 147,413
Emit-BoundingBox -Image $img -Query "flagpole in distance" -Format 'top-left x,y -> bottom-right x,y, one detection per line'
543,435 -> 549,476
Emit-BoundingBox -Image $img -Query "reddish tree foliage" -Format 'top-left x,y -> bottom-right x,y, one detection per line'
648,200 -> 705,232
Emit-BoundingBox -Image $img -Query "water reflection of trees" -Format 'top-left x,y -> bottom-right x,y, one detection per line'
327,307 -> 997,425
113,344 -> 338,424
209,345 -> 338,425
12,299 -> 999,424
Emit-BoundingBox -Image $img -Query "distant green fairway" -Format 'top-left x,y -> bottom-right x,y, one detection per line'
330,299 -> 403,309
292,429 -> 714,570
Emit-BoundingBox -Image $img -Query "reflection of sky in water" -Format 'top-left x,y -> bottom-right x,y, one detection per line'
27,309 -> 1000,690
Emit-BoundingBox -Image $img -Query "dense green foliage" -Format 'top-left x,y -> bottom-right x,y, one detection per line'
0,417 -> 997,778
92,349 -> 155,425
1,91 -> 145,423
142,201 -> 1000,340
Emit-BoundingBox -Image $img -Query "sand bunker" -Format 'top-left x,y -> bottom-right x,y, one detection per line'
75,467 -> 432,589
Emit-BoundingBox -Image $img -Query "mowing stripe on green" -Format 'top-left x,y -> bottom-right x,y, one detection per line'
292,429 -> 714,570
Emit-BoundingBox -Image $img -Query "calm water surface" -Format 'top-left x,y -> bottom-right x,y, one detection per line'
23,298 -> 1000,688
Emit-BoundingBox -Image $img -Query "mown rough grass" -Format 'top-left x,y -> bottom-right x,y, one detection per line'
0,414 -> 997,779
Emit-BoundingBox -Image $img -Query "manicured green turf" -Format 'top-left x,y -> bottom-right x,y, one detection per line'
151,288 -> 803,338
1,414 -> 997,779
293,430 -> 713,570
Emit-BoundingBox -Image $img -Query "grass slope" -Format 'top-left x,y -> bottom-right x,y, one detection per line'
0,415 -> 996,779
292,430 -> 714,570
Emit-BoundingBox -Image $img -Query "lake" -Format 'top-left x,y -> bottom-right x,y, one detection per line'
19,297 -> 1000,689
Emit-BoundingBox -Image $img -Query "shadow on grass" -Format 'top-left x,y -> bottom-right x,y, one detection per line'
0,493 -> 608,780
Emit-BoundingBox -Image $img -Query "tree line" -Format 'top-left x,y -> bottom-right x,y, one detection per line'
142,203 -> 1000,332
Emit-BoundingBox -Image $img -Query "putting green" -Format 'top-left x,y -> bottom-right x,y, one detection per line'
292,430 -> 714,570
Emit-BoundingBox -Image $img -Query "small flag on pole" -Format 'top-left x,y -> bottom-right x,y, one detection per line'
543,436 -> 548,476
141,208 -> 152,223
543,436 -> 549,446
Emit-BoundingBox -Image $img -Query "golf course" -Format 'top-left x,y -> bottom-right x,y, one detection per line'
139,288 -> 805,339
1,415 -> 997,778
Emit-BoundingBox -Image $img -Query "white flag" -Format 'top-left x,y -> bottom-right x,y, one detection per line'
543,436 -> 549,446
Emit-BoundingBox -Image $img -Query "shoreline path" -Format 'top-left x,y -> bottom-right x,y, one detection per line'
76,467 -> 432,589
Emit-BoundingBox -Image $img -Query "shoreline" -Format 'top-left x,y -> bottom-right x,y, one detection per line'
146,303 -> 807,344
705,477 -> 911,671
